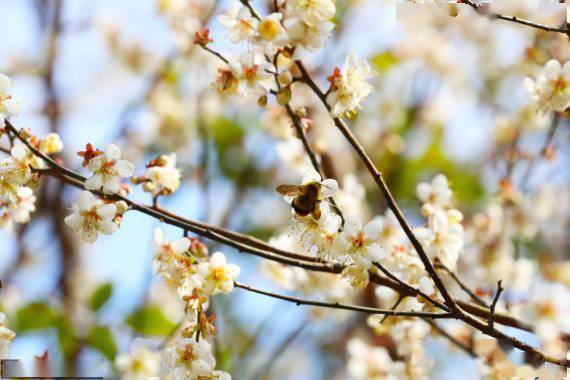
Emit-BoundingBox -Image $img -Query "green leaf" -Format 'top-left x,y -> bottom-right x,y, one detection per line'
87,325 -> 117,361
210,117 -> 245,153
15,302 -> 59,332
56,316 -> 80,357
89,283 -> 113,312
126,306 -> 177,336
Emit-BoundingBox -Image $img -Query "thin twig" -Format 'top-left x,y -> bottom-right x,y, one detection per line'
520,114 -> 562,190
488,280 -> 504,329
435,264 -> 487,307
5,120 -> 570,367
459,0 -> 569,36
234,282 -> 453,318
380,295 -> 404,324
295,60 -> 458,312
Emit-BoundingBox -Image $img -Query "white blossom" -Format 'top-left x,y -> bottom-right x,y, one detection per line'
326,53 -> 375,117
416,174 -> 452,214
415,208 -> 464,270
284,17 -> 334,59
162,338 -> 216,379
189,252 -> 240,295
64,191 -> 119,243
115,346 -> 161,380
144,153 -> 181,196
525,59 -> 570,113
340,215 -> 385,267
151,228 -> 192,288
286,0 -> 336,27
0,74 -> 19,125
218,6 -> 258,43
85,144 -> 134,194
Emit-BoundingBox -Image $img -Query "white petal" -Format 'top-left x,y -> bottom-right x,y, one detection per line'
10,144 -> 27,161
543,59 -> 561,79
302,169 -> 321,184
105,144 -> 122,161
419,276 -> 435,295
152,228 -> 165,245
102,179 -> 121,194
78,191 -> 96,211
0,74 -> 11,92
115,160 -> 134,177
99,221 -> 118,235
84,174 -> 103,191
363,220 -> 382,240
344,215 -> 362,236
64,213 -> 83,230
227,264 -> 240,278
210,252 -> 227,266
97,203 -> 117,219
416,183 -> 431,201
171,238 -> 190,254
320,179 -> 338,197
366,243 -> 385,262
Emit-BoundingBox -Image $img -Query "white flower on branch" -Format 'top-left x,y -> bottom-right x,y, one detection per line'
10,186 -> 36,223
115,345 -> 161,380
326,53 -> 376,117
284,16 -> 334,59
524,282 -> 570,342
415,208 -> 464,271
152,227 -> 192,288
188,252 -> 240,295
525,59 -> 570,113
143,153 -> 181,196
84,144 -> 134,194
38,133 -> 63,155
0,74 -> 19,125
340,215 -> 385,267
235,51 -> 274,97
286,0 -> 336,27
162,338 -> 216,379
416,173 -> 452,215
64,191 -> 120,243
218,6 -> 259,43
0,144 -> 34,188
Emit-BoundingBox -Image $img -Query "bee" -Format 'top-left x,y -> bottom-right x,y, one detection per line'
276,181 -> 325,220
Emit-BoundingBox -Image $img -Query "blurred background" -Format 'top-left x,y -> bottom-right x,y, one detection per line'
0,0 -> 568,378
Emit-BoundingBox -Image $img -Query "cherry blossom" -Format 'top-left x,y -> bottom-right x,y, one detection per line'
64,191 -> 119,243
84,144 -> 134,194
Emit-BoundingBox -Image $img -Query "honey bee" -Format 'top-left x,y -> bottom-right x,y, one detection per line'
276,181 -> 326,220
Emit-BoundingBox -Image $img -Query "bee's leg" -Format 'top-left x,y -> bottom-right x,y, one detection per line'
311,206 -> 322,220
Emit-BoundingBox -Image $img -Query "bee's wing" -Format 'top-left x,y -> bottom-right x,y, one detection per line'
276,184 -> 304,196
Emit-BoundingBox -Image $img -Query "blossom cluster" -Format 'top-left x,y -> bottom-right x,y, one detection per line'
115,228 -> 238,379
211,0 -> 375,117
1,126 -> 63,229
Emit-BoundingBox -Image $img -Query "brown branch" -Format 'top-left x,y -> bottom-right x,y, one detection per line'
295,60 -> 458,311
292,62 -> 570,368
436,264 -> 487,307
234,282 -> 453,318
459,0 -> 569,36
0,120 -> 563,341
487,280 -> 504,329
5,120 -> 570,367
520,113 -> 562,190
